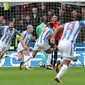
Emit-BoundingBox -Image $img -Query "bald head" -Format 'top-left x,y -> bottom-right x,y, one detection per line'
27,25 -> 34,33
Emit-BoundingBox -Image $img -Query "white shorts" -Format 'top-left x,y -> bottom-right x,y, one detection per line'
0,40 -> 10,51
17,43 -> 25,53
33,42 -> 50,51
58,40 -> 75,61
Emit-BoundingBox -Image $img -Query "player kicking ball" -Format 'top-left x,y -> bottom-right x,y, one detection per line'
51,13 -> 85,83
13,25 -> 35,70
20,23 -> 55,70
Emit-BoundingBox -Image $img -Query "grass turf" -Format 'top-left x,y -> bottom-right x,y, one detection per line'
0,67 -> 85,85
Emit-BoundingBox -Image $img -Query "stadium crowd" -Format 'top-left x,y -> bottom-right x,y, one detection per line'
0,3 -> 85,40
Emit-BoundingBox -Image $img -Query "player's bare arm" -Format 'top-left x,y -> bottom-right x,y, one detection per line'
20,36 -> 28,50
50,25 -> 63,44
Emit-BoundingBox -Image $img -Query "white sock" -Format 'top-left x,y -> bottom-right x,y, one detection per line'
13,56 -> 18,60
56,64 -> 68,79
61,59 -> 64,65
25,54 -> 33,63
8,54 -> 18,60
24,55 -> 30,68
7,53 -> 18,60
47,54 -> 52,66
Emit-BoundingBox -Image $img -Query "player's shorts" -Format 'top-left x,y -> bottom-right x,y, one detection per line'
58,40 -> 75,61
33,42 -> 50,51
17,43 -> 25,53
0,40 -> 10,51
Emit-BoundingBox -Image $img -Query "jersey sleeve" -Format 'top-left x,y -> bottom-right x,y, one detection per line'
21,32 -> 25,38
49,29 -> 54,35
29,34 -> 32,40
15,29 -> 21,35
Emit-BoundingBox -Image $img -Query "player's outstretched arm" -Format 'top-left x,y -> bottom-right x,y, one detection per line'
15,29 -> 21,35
50,25 -> 63,44
53,25 -> 63,37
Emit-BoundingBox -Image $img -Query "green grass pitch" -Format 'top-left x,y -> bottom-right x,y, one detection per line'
0,67 -> 85,85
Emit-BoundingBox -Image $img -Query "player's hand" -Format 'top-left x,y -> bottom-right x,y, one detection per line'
50,37 -> 55,44
24,45 -> 28,50
32,36 -> 36,40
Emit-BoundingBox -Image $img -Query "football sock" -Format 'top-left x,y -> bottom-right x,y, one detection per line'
56,64 -> 68,79
47,54 -> 52,66
41,53 -> 45,65
24,55 -> 30,68
25,54 -> 33,63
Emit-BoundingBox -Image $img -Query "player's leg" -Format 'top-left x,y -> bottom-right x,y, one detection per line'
45,47 -> 54,70
53,40 -> 58,68
20,42 -> 39,70
13,52 -> 23,60
55,59 -> 70,83
55,40 -> 73,83
23,50 -> 33,70
46,53 -> 53,70
0,43 -> 8,59
0,41 -> 5,59
20,50 -> 38,70
40,49 -> 45,67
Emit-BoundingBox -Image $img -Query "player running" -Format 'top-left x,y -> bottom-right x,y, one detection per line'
0,21 -> 20,59
13,25 -> 35,70
51,13 -> 85,83
20,22 -> 55,70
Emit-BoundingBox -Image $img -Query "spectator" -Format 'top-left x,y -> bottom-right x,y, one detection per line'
0,16 -> 4,38
20,15 -> 28,31
39,3 -> 47,17
25,15 -> 30,24
71,10 -> 77,21
2,18 -> 7,26
82,7 -> 85,20
59,8 -> 67,24
47,9 -> 55,22
29,7 -> 40,36
0,16 -> 4,25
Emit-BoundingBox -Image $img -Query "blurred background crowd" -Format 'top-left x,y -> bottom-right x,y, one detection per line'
0,2 -> 85,50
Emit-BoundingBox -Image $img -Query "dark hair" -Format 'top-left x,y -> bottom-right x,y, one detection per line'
75,13 -> 82,21
9,21 -> 14,24
40,16 -> 46,23
49,22 -> 54,28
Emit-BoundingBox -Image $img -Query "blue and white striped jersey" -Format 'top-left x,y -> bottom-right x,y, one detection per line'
20,30 -> 32,45
37,27 -> 54,43
61,21 -> 85,43
0,26 -> 20,45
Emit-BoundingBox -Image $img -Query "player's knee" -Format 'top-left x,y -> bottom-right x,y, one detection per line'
18,56 -> 22,61
32,53 -> 35,58
32,51 -> 38,58
24,52 -> 30,56
46,49 -> 53,54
